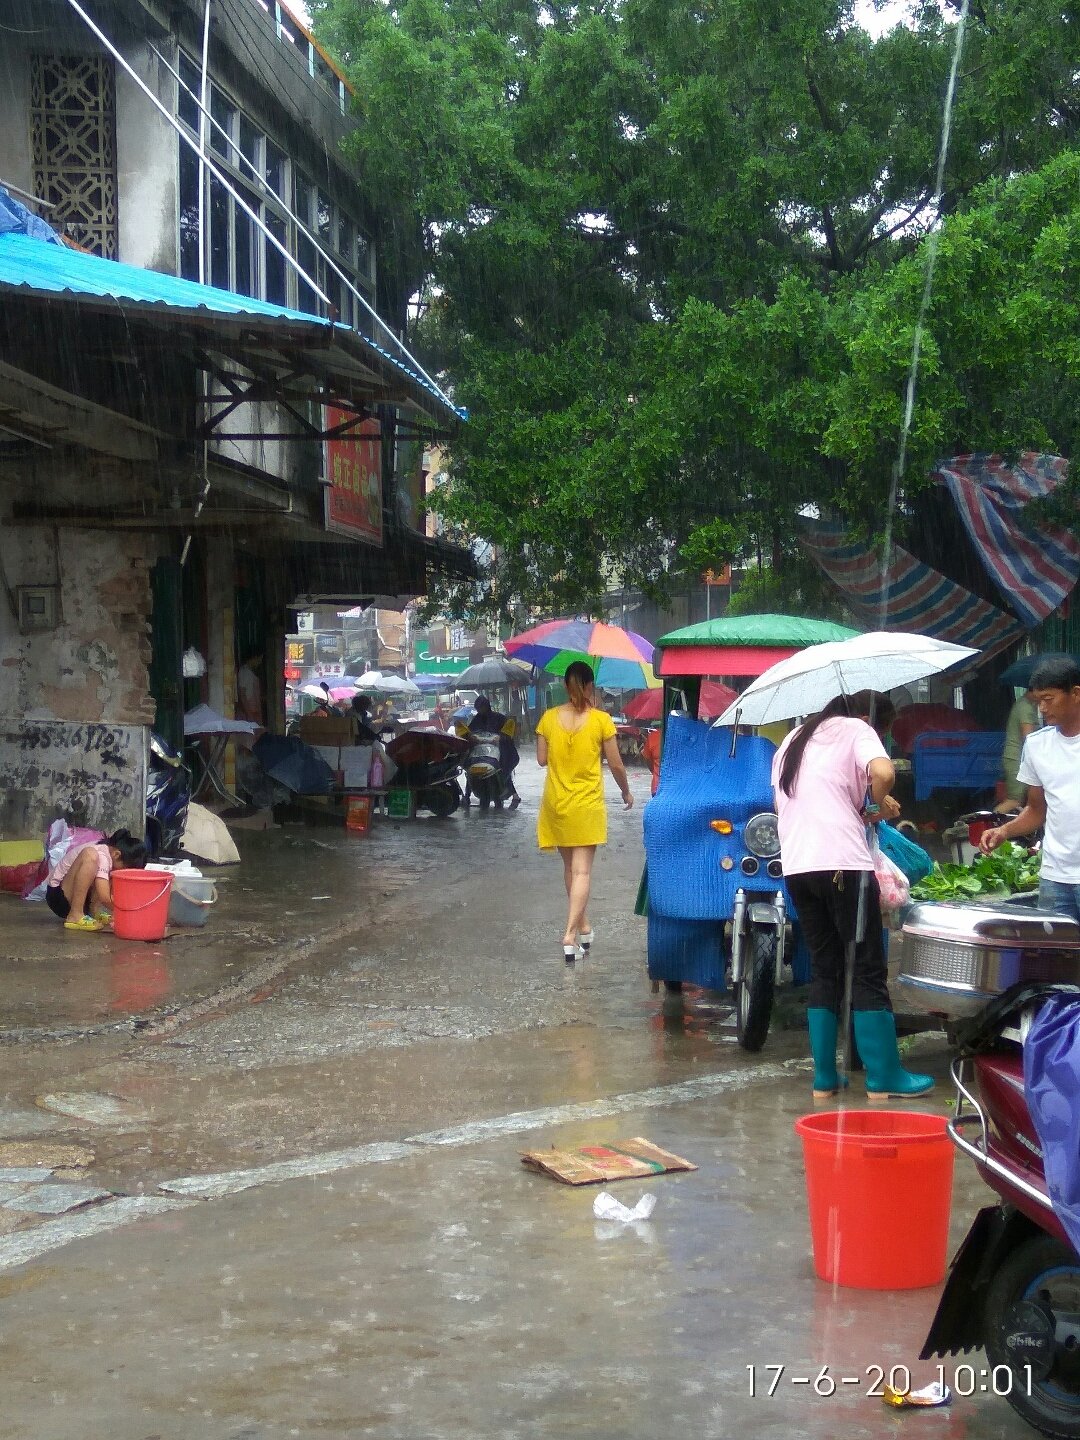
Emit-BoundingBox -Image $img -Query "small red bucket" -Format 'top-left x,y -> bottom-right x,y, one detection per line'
111,870 -> 173,942
795,1110 -> 954,1289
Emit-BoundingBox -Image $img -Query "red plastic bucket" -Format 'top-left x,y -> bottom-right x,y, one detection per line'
794,1110 -> 954,1289
111,870 -> 173,942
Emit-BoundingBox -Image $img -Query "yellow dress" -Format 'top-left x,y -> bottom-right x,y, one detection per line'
536,706 -> 617,851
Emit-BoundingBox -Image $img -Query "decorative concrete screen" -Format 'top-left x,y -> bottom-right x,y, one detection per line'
0,719 -> 147,840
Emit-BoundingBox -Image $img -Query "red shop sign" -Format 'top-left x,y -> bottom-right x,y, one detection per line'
324,408 -> 383,544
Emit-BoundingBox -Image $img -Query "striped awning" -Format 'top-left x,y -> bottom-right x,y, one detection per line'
932,453 -> 1080,627
799,519 -> 1024,664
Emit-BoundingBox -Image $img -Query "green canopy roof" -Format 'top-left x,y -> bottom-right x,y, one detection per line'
658,613 -> 859,649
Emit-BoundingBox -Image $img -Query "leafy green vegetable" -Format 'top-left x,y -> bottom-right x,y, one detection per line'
910,844 -> 1041,903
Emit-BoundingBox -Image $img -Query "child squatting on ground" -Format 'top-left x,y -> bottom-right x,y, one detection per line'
45,830 -> 149,932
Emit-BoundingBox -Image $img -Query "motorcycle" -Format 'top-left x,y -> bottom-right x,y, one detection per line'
642,713 -> 811,1051
145,732 -> 190,858
921,980 -> 1080,1438
465,734 -> 509,810
384,729 -> 467,817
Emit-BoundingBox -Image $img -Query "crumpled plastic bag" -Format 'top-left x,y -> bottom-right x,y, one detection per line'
22,819 -> 103,902
592,1191 -> 657,1223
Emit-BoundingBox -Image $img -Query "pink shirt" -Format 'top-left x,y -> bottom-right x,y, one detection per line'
49,842 -> 113,887
771,717 -> 888,875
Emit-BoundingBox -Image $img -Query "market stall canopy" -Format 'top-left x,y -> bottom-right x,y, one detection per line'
932,453 -> 1080,628
800,519 -> 1023,666
656,614 -> 858,678
714,632 -> 979,728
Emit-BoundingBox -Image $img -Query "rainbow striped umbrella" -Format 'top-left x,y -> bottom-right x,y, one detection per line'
505,619 -> 659,690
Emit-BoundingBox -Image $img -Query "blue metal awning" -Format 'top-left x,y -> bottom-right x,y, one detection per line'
0,227 -> 463,424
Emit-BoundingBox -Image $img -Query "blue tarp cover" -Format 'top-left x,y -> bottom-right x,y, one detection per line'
1024,993 -> 1080,1255
0,186 -> 62,245
0,200 -> 464,418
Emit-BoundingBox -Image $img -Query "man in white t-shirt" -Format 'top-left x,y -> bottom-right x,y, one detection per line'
980,656 -> 1080,922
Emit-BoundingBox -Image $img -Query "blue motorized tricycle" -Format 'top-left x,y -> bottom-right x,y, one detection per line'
644,712 -> 811,1049
640,615 -> 855,1049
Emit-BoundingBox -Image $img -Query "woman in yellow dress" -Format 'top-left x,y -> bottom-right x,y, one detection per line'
535,661 -> 634,961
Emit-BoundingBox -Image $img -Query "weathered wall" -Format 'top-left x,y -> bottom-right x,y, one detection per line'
116,43 -> 179,275
0,30 -> 32,196
0,525 -> 156,728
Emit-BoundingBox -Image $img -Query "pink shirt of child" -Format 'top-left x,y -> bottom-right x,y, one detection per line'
49,842 -> 113,887
770,717 -> 888,876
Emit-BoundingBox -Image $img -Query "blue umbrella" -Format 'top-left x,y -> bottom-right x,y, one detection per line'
999,652 -> 1080,688
253,734 -> 334,795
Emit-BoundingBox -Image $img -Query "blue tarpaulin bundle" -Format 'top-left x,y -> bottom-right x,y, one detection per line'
1024,993 -> 1080,1255
0,186 -> 63,244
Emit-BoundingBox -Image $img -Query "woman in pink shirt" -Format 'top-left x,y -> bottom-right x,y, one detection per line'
772,690 -> 933,1101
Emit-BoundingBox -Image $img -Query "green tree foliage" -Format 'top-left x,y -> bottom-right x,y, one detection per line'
313,0 -> 1080,618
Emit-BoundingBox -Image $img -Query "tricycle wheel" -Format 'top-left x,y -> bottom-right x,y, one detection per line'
422,782 -> 460,818
735,926 -> 775,1052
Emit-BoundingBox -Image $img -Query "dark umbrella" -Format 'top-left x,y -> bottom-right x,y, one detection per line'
455,657 -> 532,687
999,652 -> 1080,688
253,734 -> 335,795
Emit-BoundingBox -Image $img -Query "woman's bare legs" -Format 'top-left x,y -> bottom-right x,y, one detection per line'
558,845 -> 596,946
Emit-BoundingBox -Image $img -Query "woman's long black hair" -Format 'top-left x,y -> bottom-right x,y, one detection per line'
777,690 -> 895,798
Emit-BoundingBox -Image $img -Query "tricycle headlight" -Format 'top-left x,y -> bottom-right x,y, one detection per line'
744,812 -> 780,859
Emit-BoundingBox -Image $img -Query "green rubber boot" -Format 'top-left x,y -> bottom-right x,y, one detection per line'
807,1008 -> 848,1098
853,1009 -> 934,1099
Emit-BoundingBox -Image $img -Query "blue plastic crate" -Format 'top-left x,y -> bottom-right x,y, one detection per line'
913,730 -> 1004,801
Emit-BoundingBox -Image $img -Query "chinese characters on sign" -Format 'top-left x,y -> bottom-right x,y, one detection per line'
324,408 -> 383,543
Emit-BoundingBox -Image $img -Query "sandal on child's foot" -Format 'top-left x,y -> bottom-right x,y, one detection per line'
64,913 -> 107,932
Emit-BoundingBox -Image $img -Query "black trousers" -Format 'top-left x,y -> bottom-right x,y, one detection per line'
786,870 -> 891,1013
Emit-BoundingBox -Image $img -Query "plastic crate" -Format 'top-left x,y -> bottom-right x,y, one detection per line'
386,787 -> 415,819
913,730 -> 1004,801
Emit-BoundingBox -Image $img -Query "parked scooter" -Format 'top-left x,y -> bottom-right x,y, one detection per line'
922,981 -> 1080,1438
145,732 -> 190,858
384,729 -> 467,817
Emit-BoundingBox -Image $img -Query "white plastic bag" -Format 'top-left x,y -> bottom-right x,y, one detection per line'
872,836 -> 910,912
592,1191 -> 657,1223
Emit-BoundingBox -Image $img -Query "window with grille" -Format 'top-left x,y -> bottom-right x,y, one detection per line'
30,53 -> 118,258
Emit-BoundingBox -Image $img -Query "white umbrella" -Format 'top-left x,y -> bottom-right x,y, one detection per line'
713,631 -> 979,727
358,673 -> 421,696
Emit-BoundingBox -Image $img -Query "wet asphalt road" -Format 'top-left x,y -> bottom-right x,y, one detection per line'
0,761 -> 1037,1439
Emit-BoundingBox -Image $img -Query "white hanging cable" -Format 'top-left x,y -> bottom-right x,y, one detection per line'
149,41 -> 454,409
62,0 -> 330,308
197,0 -> 211,286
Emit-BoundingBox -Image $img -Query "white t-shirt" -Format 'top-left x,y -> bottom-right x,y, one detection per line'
1016,727 -> 1080,882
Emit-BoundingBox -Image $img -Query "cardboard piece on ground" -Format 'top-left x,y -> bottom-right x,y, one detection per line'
520,1135 -> 697,1185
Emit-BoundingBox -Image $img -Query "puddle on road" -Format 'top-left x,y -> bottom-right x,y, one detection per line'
36,1092 -> 148,1127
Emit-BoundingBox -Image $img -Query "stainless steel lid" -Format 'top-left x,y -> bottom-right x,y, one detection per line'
902,899 -> 1080,948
